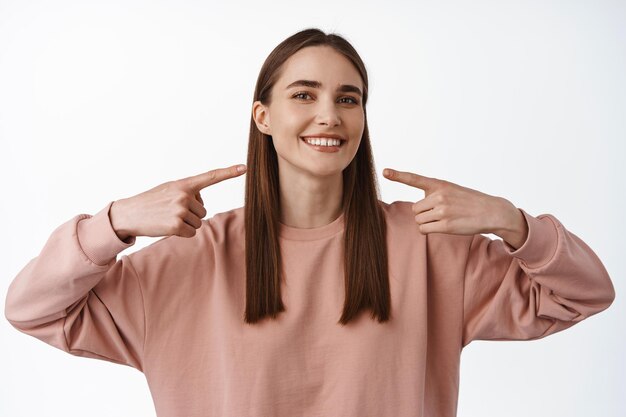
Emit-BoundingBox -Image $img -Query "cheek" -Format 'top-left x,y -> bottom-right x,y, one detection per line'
345,113 -> 365,152
273,106 -> 310,137
270,116 -> 302,154
348,114 -> 365,141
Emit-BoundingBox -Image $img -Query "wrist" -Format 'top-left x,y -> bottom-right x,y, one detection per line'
109,199 -> 134,242
493,198 -> 528,250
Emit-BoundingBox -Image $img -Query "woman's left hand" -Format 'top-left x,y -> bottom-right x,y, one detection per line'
382,168 -> 529,248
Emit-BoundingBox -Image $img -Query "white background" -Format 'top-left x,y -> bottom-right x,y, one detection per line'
1,0 -> 624,416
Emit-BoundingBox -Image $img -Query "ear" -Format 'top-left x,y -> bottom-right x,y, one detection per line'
252,101 -> 271,135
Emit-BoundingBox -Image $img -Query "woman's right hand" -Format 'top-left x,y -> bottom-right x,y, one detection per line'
109,164 -> 247,241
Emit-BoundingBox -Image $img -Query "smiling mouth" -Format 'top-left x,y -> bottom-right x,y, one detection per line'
299,137 -> 345,147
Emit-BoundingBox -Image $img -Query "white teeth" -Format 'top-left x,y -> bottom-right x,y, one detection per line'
303,137 -> 342,147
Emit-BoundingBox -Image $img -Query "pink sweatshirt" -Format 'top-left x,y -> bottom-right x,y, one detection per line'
5,200 -> 615,417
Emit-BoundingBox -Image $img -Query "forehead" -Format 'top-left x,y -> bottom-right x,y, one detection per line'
276,45 -> 363,90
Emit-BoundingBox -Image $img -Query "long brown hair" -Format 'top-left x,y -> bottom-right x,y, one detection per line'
244,28 -> 390,326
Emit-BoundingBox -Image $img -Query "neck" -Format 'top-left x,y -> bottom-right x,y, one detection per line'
278,168 -> 343,229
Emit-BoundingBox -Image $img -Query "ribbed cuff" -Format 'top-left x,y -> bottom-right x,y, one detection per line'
502,208 -> 559,269
76,201 -> 136,266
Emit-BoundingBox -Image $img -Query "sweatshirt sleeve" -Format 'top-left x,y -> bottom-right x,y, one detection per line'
4,201 -> 146,372
461,208 -> 615,348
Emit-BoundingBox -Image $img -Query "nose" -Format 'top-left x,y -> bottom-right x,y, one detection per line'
314,98 -> 341,127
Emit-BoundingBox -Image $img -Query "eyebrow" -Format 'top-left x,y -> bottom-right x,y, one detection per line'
285,79 -> 362,97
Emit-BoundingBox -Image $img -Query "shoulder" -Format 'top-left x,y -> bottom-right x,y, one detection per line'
378,200 -> 422,244
378,199 -> 418,230
204,206 -> 245,246
379,199 -> 413,217
127,206 -> 245,271
379,199 -> 472,252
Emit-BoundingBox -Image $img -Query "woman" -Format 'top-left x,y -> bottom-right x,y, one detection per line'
5,28 -> 615,417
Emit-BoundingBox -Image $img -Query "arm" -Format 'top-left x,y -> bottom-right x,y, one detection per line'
462,208 -> 615,348
4,202 -> 146,371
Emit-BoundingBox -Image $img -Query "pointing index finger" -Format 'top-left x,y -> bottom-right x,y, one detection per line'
183,164 -> 247,191
383,168 -> 436,192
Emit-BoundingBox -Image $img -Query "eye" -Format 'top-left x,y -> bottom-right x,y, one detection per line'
293,92 -> 312,100
292,91 -> 360,105
339,96 -> 359,105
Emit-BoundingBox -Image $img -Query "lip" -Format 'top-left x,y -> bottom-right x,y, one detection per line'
300,136 -> 343,153
300,133 -> 346,141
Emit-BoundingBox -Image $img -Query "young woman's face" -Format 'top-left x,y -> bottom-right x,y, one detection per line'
253,45 -> 365,178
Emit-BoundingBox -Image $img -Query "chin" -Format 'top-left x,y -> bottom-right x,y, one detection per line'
306,165 -> 346,178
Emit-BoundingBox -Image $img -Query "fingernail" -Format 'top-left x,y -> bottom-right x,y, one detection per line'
383,169 -> 391,176
237,165 -> 247,172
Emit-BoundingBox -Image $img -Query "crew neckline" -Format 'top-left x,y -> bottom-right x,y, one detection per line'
279,211 -> 345,241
